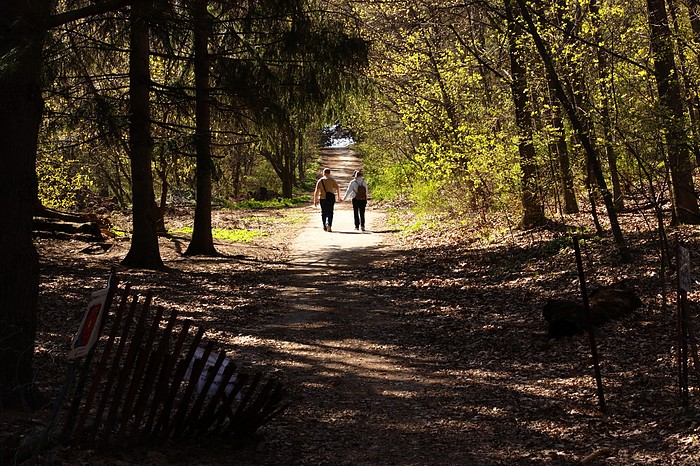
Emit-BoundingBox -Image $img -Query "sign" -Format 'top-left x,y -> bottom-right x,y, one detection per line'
679,244 -> 692,292
68,288 -> 109,359
184,347 -> 241,398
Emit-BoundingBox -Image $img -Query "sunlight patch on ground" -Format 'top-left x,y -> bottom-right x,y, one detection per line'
300,381 -> 330,390
447,368 -> 512,380
318,408 -> 364,424
380,389 -> 419,398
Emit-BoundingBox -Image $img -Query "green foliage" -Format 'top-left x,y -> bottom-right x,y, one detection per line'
384,206 -> 441,239
241,157 -> 283,198
37,152 -> 93,210
538,236 -> 574,256
347,0 -> 691,230
171,226 -> 267,243
228,195 -> 310,209
33,0 -> 700,235
239,212 -> 308,226
353,142 -> 410,202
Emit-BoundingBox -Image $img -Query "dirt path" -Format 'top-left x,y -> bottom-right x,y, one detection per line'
288,147 -> 386,270
240,149 -> 469,464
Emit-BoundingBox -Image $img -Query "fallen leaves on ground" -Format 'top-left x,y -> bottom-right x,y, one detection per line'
4,205 -> 700,465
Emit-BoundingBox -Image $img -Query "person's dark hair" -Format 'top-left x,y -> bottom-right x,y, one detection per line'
323,168 -> 331,175
354,170 -> 363,178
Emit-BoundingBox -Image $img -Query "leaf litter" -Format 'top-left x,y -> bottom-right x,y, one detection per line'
3,205 -> 700,465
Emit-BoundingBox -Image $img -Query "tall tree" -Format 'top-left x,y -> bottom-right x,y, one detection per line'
667,0 -> 700,166
0,0 -> 140,408
122,1 -> 164,268
505,0 -> 546,228
547,90 -> 579,214
550,0 -> 608,226
646,0 -> 700,224
185,0 -> 217,256
590,0 -> 624,210
514,0 -> 628,258
214,4 -> 368,197
0,1 -> 49,407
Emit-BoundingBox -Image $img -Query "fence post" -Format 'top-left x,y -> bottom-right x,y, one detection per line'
573,235 -> 606,413
676,237 -> 691,406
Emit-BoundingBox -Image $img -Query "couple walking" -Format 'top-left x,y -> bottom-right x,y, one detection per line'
313,168 -> 368,233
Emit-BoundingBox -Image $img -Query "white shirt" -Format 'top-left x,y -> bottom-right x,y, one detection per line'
343,177 -> 369,201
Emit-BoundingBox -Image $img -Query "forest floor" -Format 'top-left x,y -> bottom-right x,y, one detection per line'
5,148 -> 700,465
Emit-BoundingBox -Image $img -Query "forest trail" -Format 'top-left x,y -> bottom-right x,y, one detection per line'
244,149 -> 469,464
287,147 -> 386,273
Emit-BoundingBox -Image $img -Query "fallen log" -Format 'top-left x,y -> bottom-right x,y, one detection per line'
33,218 -> 103,242
32,204 -> 109,242
542,282 -> 643,338
34,204 -> 97,224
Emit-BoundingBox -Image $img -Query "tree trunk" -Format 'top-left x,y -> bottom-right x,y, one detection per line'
506,0 -> 546,229
185,0 -> 217,256
590,0 -> 624,210
682,0 -> 700,165
689,0 -> 700,38
515,0 -> 629,259
647,0 -> 700,224
549,92 -> 579,214
155,161 -> 168,233
0,2 -> 48,408
122,2 -> 164,268
296,131 -> 305,185
553,0 -> 617,219
281,130 -> 295,198
667,0 -> 700,167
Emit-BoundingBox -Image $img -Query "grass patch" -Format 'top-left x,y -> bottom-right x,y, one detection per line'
240,212 -> 308,226
228,195 -> 310,210
171,226 -> 267,243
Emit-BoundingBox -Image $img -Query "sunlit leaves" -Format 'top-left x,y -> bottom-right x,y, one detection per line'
37,150 -> 94,210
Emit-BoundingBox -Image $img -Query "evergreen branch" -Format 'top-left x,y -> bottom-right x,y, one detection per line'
48,0 -> 150,29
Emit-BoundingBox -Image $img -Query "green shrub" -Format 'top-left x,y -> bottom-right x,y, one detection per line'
37,153 -> 93,210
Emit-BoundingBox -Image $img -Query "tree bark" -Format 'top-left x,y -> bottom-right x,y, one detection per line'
122,2 -> 164,268
185,0 -> 217,256
0,1 -> 48,407
667,0 -> 700,166
647,0 -> 700,224
282,129 -> 295,198
549,92 -> 579,214
296,131 -> 305,185
552,0 -> 609,219
505,0 -> 546,228
262,125 -> 296,198
590,0 -> 624,210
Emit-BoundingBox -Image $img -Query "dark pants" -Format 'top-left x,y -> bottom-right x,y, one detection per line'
353,199 -> 367,228
320,198 -> 335,228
